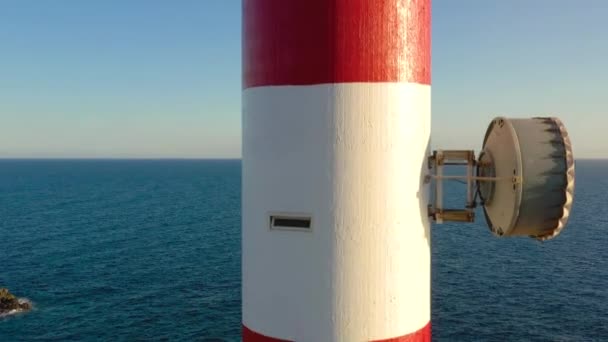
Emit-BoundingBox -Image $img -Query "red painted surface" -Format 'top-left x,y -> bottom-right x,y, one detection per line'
243,0 -> 431,89
373,322 -> 431,342
243,322 -> 431,342
242,325 -> 291,342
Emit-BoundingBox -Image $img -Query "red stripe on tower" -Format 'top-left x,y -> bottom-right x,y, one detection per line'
243,323 -> 431,342
243,0 -> 431,88
373,322 -> 431,342
242,325 -> 291,342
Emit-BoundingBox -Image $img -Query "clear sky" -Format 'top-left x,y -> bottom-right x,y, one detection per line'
0,0 -> 605,158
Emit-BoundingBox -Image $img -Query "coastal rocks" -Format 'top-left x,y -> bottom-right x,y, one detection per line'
0,288 -> 31,316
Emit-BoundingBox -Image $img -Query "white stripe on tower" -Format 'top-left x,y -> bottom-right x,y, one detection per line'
242,1 -> 432,341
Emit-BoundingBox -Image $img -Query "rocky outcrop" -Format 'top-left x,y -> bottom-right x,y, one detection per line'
0,288 -> 31,316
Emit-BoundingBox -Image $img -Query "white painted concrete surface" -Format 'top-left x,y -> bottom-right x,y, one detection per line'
242,82 -> 431,341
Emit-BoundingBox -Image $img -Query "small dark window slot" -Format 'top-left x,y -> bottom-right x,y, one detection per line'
270,215 -> 311,230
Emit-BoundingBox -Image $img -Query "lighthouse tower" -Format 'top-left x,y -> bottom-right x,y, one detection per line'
242,0 -> 431,340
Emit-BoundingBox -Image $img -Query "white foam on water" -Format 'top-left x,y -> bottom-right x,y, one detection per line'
0,297 -> 33,318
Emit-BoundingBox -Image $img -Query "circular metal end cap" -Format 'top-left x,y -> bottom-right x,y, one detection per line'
478,117 -> 575,240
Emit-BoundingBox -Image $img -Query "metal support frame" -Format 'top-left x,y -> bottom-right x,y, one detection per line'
427,150 -> 522,224
427,150 -> 477,223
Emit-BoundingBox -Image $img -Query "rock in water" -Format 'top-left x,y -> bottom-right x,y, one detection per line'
18,299 -> 32,311
0,288 -> 31,315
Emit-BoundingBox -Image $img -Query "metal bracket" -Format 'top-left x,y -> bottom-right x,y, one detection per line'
427,150 -> 477,223
427,149 -> 521,224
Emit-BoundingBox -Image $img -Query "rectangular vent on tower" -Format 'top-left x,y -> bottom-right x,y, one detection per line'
269,214 -> 312,231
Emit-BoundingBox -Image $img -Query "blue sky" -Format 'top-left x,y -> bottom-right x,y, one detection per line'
0,0 -> 605,158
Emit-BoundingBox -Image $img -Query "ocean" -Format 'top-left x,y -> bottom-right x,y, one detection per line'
0,159 -> 606,341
